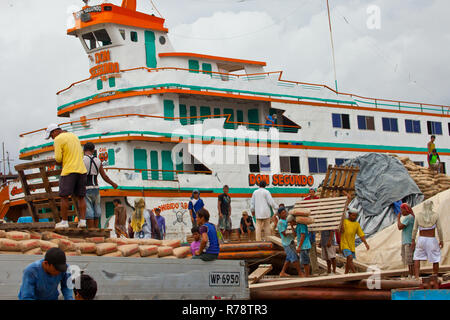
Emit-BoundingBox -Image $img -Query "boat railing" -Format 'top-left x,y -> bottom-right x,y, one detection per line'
19,113 -> 301,138
104,167 -> 212,182
56,66 -> 450,115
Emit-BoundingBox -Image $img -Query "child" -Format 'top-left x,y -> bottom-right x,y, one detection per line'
154,208 -> 166,239
429,149 -> 441,174
74,273 -> 97,300
192,208 -> 220,261
296,220 -> 311,277
238,211 -> 255,240
319,230 -> 337,275
113,199 -> 127,238
340,208 -> 370,274
277,207 -> 302,277
190,226 -> 201,256
271,204 -> 284,232
397,203 -> 415,279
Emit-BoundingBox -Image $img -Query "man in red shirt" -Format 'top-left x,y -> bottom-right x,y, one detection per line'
304,188 -> 319,200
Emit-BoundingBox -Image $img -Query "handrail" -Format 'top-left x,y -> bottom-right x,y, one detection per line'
104,167 -> 212,174
55,66 -> 450,113
19,113 -> 301,137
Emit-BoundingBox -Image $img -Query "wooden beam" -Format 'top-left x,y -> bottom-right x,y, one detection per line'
249,264 -> 273,284
250,265 -> 450,292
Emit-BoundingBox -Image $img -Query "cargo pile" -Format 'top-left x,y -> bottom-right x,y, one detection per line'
394,155 -> 450,199
0,230 -> 188,259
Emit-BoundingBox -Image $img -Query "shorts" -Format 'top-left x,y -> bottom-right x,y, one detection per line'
85,188 -> 101,220
401,243 -> 414,266
283,242 -> 299,263
218,214 -> 232,231
413,236 -> 441,263
59,173 -> 87,197
192,253 -> 218,261
342,249 -> 356,259
300,249 -> 310,265
321,244 -> 337,260
239,225 -> 255,234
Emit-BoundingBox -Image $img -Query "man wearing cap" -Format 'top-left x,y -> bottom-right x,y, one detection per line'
18,248 -> 73,300
45,124 -> 87,229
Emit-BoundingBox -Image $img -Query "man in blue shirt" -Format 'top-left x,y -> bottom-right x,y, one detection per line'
296,223 -> 312,277
188,189 -> 205,227
397,203 -> 415,279
192,208 -> 220,261
18,248 -> 73,300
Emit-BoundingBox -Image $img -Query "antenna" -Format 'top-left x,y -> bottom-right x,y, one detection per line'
326,0 -> 339,93
2,142 -> 5,176
149,0 -> 163,17
6,152 -> 11,175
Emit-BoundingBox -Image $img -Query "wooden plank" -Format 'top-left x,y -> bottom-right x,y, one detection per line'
320,165 -> 332,198
309,226 -> 341,232
316,257 -> 344,275
39,167 -> 60,222
249,264 -> 273,284
28,181 -> 59,190
250,265 -> 450,292
324,169 -> 337,198
0,222 -> 56,230
295,204 -> 346,211
316,247 -> 369,271
295,197 -> 347,204
309,212 -> 344,218
26,170 -> 61,180
15,159 -> 57,170
24,192 -> 60,201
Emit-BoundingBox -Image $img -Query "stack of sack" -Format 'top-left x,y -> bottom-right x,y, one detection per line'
395,155 -> 450,199
0,230 -> 190,259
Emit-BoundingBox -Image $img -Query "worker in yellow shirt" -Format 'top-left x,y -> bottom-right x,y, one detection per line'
45,124 -> 87,229
340,208 -> 370,273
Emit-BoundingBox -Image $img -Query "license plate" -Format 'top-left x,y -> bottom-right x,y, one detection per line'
209,272 -> 240,287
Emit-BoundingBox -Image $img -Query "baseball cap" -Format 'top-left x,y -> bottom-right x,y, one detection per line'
44,247 -> 68,272
45,123 -> 60,140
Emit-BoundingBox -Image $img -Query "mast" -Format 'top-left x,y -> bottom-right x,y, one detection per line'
326,0 -> 338,93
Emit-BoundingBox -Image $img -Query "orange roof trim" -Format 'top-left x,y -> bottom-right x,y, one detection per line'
159,52 -> 267,66
67,3 -> 168,35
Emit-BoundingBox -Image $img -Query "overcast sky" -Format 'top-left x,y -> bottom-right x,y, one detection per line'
1,0 -> 449,172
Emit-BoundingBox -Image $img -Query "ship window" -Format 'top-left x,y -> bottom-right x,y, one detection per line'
427,121 -> 442,135
159,35 -> 166,45
249,155 -> 271,173
82,29 -> 112,51
405,119 -> 421,134
335,158 -> 350,167
82,32 -> 97,50
357,115 -> 375,130
119,29 -> 126,40
308,157 -> 327,174
93,29 -> 112,46
382,117 -> 399,132
131,31 -> 138,42
332,113 -> 350,129
280,156 -> 300,173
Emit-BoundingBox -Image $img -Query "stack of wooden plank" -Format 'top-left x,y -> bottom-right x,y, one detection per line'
15,159 -> 78,223
291,196 -> 349,232
319,165 -> 359,198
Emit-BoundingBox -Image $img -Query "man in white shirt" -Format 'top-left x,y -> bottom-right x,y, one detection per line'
251,180 -> 278,241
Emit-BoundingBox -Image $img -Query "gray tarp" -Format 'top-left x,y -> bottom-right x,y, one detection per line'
330,153 -> 424,241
